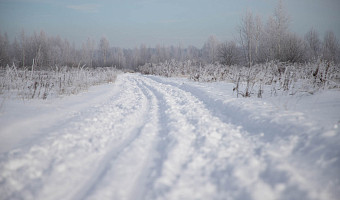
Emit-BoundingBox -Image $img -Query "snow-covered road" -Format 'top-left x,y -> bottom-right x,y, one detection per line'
1,73 -> 339,200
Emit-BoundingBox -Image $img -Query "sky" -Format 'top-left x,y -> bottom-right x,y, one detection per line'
0,0 -> 339,48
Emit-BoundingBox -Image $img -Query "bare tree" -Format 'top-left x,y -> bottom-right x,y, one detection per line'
111,47 -> 126,68
239,10 -> 255,67
323,31 -> 339,63
274,0 -> 289,59
273,0 -> 290,60
173,44 -> 183,61
281,33 -> 306,63
261,0 -> 290,62
139,44 -> 151,65
20,30 -> 26,67
305,29 -> 321,60
82,38 -> 95,67
99,36 -> 109,66
203,35 -> 219,64
11,38 -> 21,66
185,45 -> 200,61
217,41 -> 240,65
0,32 -> 10,66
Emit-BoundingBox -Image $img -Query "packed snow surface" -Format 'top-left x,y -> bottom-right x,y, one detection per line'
0,73 -> 339,200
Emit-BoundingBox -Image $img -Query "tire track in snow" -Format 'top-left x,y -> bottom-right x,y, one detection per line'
83,75 -> 165,200
65,76 -> 156,200
137,78 -> 180,199
139,76 -> 265,200
73,78 -> 151,200
142,75 -> 340,200
147,76 -> 306,141
130,77 -> 173,200
1,74 -> 338,200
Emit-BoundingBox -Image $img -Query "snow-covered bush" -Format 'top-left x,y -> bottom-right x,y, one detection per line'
138,59 -> 340,97
0,64 -> 120,100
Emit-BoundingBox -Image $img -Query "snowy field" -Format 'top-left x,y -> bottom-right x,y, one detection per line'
0,73 -> 339,200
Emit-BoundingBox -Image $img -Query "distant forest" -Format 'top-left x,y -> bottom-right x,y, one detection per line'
0,1 -> 339,70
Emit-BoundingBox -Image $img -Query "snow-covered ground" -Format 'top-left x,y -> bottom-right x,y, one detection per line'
0,73 -> 339,200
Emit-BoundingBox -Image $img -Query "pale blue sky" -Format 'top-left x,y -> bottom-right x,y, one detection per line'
0,0 -> 339,48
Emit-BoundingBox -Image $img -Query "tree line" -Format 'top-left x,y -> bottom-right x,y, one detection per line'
0,30 -> 202,70
0,0 -> 339,70
234,0 -> 339,67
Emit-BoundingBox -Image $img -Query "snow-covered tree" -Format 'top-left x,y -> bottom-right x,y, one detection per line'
82,38 -> 95,67
323,31 -> 339,63
281,33 -> 306,63
217,41 -> 240,66
260,0 -> 290,62
0,32 -> 10,66
272,0 -> 290,60
99,36 -> 110,66
202,35 -> 219,64
305,29 -> 321,60
239,11 -> 256,67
